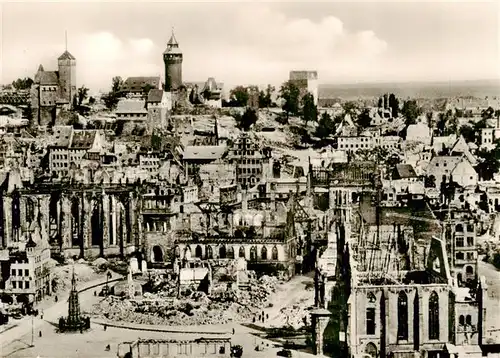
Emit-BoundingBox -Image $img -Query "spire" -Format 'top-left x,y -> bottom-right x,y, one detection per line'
65,30 -> 68,52
71,264 -> 77,291
168,27 -> 178,47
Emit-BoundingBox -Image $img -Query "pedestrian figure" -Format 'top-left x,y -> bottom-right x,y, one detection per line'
39,331 -> 42,337
41,314 -> 43,320
266,314 -> 269,320
55,296 -> 58,302
104,324 -> 107,331
94,291 -> 96,296
232,328 -> 235,335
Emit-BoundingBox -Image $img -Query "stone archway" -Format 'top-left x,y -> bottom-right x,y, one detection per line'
365,342 -> 378,358
152,245 -> 164,262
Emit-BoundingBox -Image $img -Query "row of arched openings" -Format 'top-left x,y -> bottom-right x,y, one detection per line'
366,291 -> 440,341
181,245 -> 279,261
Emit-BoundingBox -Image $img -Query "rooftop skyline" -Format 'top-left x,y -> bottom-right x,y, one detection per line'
1,1 -> 499,93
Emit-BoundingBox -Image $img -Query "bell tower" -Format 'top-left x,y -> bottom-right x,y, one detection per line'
163,28 -> 183,91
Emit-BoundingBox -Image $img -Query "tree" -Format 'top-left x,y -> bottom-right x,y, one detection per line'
279,81 -> 300,120
229,86 -> 249,107
342,101 -> 359,120
481,106 -> 494,120
426,112 -> 433,127
356,108 -> 372,129
11,77 -> 34,91
301,92 -> 317,126
388,93 -> 399,117
235,108 -> 258,131
103,76 -> 124,110
383,94 -> 388,109
77,86 -> 89,106
459,124 -> 475,143
475,145 -> 500,181
377,97 -> 383,108
315,112 -> 335,139
259,85 -> 275,108
111,76 -> 123,94
401,100 -> 421,125
102,93 -> 119,110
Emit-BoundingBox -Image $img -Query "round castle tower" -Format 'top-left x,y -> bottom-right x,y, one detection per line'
163,30 -> 183,91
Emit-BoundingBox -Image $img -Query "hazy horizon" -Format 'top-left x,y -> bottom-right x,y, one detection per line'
1,1 -> 499,92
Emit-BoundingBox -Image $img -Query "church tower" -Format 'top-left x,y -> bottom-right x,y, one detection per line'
163,29 -> 183,91
58,46 -> 77,105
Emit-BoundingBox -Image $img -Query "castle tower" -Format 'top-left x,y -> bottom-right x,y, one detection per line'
58,40 -> 77,105
163,29 -> 183,91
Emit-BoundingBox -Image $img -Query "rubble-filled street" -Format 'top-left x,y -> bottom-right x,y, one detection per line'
90,274 -> 296,326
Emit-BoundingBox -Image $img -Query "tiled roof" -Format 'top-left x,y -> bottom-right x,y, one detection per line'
70,130 -> 97,149
52,125 -> 73,147
394,164 -> 417,179
122,77 -> 160,92
116,99 -> 148,114
147,89 -> 164,103
39,71 -> 59,85
58,50 -> 76,61
183,145 -> 226,161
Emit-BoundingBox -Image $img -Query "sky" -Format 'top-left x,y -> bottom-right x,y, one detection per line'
1,1 -> 499,93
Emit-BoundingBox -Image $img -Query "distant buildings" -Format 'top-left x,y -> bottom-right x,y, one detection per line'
120,77 -> 161,96
289,70 -> 319,106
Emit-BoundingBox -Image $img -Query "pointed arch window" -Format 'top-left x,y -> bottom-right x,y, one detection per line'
429,291 -> 440,340
272,246 -> 279,261
239,246 -> 245,259
397,291 -> 409,340
250,246 -> 257,261
206,245 -> 213,259
366,293 -> 376,335
227,246 -> 235,259
195,245 -> 202,258
261,246 -> 268,260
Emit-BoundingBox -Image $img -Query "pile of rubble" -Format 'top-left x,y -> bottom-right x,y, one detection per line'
52,261 -> 102,292
90,275 -> 279,326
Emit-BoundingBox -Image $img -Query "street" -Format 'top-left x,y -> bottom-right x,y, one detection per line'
0,271 -> 122,352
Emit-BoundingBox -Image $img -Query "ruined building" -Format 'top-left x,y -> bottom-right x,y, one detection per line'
313,186 -> 493,357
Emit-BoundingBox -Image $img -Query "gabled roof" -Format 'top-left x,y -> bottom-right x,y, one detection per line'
70,130 -> 97,149
58,50 -> 76,61
183,145 -> 226,161
147,89 -> 164,103
122,76 -> 160,92
39,71 -> 59,85
52,125 -> 73,147
450,135 -> 477,165
116,99 -> 148,114
393,164 -> 417,179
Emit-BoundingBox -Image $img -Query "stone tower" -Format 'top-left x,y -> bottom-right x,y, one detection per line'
58,49 -> 77,105
163,29 -> 183,91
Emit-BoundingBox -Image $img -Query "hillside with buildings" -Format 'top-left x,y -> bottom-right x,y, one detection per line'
1,26 -> 500,358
